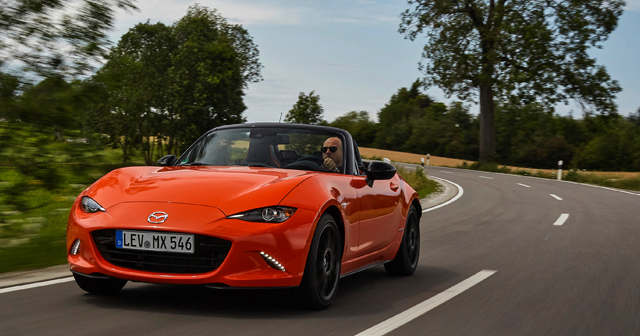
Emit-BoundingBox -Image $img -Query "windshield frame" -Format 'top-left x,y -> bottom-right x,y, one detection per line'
175,123 -> 357,175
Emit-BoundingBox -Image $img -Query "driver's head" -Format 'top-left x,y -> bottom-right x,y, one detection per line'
322,137 -> 343,167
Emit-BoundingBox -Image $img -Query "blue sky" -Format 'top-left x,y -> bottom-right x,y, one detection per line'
111,0 -> 640,122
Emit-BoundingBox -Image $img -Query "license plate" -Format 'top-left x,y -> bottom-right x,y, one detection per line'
115,230 -> 194,254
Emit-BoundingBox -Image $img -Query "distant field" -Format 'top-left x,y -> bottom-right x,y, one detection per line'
359,147 -> 469,167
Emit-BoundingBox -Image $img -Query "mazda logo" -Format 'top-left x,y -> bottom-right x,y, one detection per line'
147,211 -> 168,223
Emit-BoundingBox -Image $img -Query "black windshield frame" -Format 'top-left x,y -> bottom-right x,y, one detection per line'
175,123 -> 357,174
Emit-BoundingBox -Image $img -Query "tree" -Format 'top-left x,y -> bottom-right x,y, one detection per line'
400,0 -> 624,162
18,76 -> 78,141
0,73 -> 20,119
93,5 -> 263,161
0,0 -> 138,79
168,5 -> 256,150
375,80 -> 434,150
494,101 -> 576,168
284,91 -> 325,124
94,21 -> 175,163
629,108 -> 640,127
330,111 -> 378,147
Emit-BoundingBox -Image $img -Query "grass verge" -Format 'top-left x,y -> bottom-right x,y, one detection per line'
456,161 -> 640,192
395,166 -> 442,198
0,163 -> 141,274
0,121 -> 148,273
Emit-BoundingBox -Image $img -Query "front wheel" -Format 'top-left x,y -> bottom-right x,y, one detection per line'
385,205 -> 420,276
73,274 -> 127,295
298,214 -> 342,310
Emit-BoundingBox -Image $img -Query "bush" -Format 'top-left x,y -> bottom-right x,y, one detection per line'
515,169 -> 532,176
395,166 -> 441,198
564,169 -> 581,181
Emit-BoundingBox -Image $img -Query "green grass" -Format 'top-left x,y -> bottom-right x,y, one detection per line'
395,166 -> 442,198
563,170 -> 640,191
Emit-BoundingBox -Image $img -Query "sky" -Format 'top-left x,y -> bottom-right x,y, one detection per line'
110,0 -> 640,123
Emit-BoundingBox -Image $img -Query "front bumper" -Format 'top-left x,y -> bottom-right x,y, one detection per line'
67,201 -> 317,288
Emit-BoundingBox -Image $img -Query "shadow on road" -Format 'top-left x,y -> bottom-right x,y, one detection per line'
82,265 -> 457,318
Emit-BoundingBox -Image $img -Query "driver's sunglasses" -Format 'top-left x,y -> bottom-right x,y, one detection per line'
322,146 -> 338,153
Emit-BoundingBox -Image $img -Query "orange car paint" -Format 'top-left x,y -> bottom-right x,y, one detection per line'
68,165 -> 419,288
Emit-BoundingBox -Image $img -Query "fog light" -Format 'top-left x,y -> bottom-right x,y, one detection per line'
70,239 -> 81,256
259,252 -> 286,272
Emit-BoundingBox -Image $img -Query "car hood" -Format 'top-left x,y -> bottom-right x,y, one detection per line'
84,166 -> 317,215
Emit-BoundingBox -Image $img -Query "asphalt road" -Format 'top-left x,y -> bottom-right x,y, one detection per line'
2,165 -> 640,335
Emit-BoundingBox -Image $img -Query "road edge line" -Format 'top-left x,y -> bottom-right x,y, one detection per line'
0,277 -> 74,295
423,176 -> 464,213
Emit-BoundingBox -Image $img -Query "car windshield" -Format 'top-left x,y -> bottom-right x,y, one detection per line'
177,127 -> 345,172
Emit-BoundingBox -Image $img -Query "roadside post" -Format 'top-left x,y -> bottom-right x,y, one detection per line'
427,154 -> 430,166
421,158 -> 425,167
558,160 -> 563,180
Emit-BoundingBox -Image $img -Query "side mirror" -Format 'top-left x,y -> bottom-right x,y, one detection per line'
365,161 -> 396,187
158,154 -> 177,166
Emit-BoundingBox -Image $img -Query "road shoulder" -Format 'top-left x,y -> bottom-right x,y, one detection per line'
0,264 -> 71,289
421,176 -> 458,210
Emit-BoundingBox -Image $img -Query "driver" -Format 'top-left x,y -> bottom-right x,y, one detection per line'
322,137 -> 343,173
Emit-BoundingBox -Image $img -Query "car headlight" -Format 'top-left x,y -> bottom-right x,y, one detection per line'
227,206 -> 296,223
81,196 -> 106,213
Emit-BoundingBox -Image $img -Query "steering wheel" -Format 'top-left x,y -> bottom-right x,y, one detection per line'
283,155 -> 324,171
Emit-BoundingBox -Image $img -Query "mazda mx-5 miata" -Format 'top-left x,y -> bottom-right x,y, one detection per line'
67,123 -> 421,309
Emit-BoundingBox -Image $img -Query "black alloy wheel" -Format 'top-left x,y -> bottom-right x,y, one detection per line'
385,205 -> 420,276
73,273 -> 127,295
298,214 -> 342,309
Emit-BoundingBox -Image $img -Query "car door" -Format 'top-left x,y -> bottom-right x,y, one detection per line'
351,173 -> 402,257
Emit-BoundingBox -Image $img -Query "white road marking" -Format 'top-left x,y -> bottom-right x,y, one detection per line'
517,183 -> 531,188
439,171 -> 453,174
560,180 -> 640,197
0,277 -> 74,294
550,194 -> 563,201
554,214 -> 570,226
423,176 -> 464,213
355,270 -> 497,336
479,176 -> 494,179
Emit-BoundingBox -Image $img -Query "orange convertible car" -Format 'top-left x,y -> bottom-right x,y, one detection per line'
67,123 -> 421,309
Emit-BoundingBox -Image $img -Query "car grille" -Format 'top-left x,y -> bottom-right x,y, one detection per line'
91,229 -> 232,274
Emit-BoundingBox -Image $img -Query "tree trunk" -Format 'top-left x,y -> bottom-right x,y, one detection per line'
479,83 -> 495,163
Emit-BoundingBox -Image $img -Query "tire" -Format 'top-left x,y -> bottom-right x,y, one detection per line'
298,214 -> 342,310
73,273 -> 127,295
385,205 -> 420,276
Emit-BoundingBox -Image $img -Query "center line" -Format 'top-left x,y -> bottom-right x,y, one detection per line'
479,176 -> 494,179
354,270 -> 497,336
517,183 -> 531,188
439,171 -> 452,174
550,194 -> 563,200
554,214 -> 569,226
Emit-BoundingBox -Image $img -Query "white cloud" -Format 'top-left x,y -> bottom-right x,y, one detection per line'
114,0 -> 306,35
